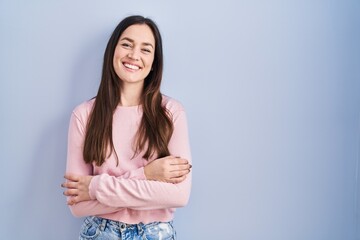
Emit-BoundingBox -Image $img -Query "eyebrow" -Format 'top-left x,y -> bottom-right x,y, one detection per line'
120,37 -> 154,49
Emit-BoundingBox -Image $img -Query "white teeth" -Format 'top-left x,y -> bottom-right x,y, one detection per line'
124,63 -> 140,70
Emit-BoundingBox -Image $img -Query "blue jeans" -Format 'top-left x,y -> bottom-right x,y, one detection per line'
79,216 -> 176,240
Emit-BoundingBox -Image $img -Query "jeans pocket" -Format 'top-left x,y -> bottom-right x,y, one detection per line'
79,217 -> 101,240
143,222 -> 176,240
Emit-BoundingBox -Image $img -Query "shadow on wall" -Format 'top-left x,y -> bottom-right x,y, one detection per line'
357,118 -> 360,240
21,116 -> 81,238
18,31 -> 108,239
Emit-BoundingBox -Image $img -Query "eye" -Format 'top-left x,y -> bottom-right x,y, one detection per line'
142,48 -> 151,53
121,43 -> 132,48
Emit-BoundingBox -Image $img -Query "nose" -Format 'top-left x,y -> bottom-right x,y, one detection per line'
127,48 -> 140,61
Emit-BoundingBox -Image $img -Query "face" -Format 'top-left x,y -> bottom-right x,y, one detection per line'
113,24 -> 155,86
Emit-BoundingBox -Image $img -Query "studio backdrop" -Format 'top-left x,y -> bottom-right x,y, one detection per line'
0,1 -> 359,239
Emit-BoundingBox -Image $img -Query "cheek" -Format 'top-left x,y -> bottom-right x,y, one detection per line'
113,58 -> 119,72
112,57 -> 116,68
113,47 -> 125,61
113,51 -> 121,62
113,52 -> 123,68
146,56 -> 155,69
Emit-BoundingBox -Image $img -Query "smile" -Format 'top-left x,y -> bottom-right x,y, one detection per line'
123,62 -> 141,70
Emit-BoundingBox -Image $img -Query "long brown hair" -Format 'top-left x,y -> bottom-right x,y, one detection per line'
83,15 -> 173,166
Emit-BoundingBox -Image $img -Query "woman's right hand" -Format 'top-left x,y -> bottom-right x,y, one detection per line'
144,156 -> 191,184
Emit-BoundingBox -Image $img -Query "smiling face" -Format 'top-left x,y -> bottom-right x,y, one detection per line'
113,24 -> 156,87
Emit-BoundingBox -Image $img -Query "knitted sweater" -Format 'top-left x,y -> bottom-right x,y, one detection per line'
65,96 -> 191,224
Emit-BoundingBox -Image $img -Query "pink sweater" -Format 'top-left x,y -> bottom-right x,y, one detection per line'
65,96 -> 191,224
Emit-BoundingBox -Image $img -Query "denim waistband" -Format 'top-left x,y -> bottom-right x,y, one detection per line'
84,216 -> 175,237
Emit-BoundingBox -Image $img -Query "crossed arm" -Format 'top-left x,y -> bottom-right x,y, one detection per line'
62,156 -> 191,205
61,107 -> 192,216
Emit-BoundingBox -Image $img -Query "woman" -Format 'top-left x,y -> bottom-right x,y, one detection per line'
61,15 -> 192,240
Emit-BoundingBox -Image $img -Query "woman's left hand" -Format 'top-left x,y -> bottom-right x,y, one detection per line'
61,174 -> 93,205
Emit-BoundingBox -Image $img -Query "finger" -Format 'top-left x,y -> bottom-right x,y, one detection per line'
171,164 -> 191,171
63,189 -> 78,196
169,175 -> 187,184
171,169 -> 190,178
67,196 -> 77,205
61,182 -> 78,189
170,158 -> 189,165
64,173 -> 80,182
68,194 -> 89,205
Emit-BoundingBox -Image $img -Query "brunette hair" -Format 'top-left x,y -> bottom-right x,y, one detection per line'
83,15 -> 173,166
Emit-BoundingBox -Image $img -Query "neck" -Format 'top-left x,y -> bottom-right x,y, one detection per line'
119,82 -> 143,107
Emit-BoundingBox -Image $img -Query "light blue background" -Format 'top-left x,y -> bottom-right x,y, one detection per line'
1,0 -> 359,239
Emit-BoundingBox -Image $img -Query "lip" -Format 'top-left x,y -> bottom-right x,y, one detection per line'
122,61 -> 142,71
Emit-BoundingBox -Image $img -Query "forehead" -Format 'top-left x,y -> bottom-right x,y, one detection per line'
119,24 -> 155,45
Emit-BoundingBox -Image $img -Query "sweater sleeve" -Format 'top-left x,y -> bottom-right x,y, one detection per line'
88,109 -> 192,210
65,111 -> 146,217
